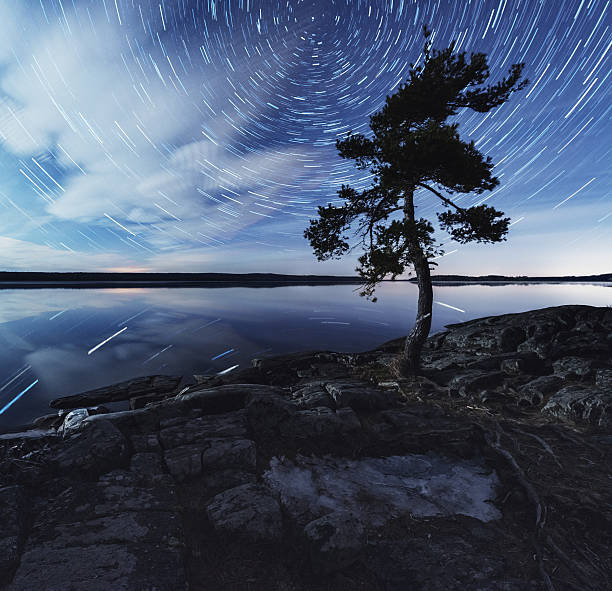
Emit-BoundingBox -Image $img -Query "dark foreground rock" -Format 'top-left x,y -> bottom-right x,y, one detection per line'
49,375 -> 183,409
1,305 -> 611,590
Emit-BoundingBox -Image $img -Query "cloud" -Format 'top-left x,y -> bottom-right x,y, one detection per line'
146,242 -> 358,274
0,236 -> 140,272
0,2 -> 327,262
1,7 -> 213,220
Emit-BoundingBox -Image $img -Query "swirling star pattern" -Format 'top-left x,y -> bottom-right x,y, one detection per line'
0,0 -> 609,275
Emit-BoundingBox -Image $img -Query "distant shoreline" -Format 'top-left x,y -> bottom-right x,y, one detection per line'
417,273 -> 612,283
0,272 -> 362,289
0,271 -> 610,289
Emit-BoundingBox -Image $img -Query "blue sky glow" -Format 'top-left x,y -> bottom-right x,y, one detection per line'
0,0 -> 610,276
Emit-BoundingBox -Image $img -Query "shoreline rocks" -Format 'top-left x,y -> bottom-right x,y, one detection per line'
48,375 -> 183,410
1,305 -> 611,590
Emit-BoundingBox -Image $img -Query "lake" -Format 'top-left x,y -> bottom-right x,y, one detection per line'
0,282 -> 610,429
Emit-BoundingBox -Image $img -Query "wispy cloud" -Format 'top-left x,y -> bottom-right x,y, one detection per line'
0,236 -> 138,271
0,2 -> 331,268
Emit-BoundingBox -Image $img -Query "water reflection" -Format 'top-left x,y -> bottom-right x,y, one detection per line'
0,282 -> 610,429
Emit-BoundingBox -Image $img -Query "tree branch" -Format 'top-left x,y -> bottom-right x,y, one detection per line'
416,182 -> 465,212
356,205 -> 404,241
371,205 -> 404,221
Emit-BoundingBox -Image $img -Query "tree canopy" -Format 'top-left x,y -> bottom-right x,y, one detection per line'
306,27 -> 527,299
305,27 -> 527,374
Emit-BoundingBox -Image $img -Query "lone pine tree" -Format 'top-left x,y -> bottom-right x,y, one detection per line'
305,28 -> 528,376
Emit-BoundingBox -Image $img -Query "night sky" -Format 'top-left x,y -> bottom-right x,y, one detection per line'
0,0 -> 610,276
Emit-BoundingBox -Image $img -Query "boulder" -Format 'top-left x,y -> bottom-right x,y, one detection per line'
0,429 -> 57,443
163,443 -> 204,481
49,375 -> 182,409
547,333 -> 611,361
206,483 -> 283,540
159,411 -> 248,449
324,380 -> 398,411
499,353 -> 543,375
201,438 -> 256,472
174,384 -> 281,414
252,351 -> 330,386
79,407 -> 159,435
164,438 -> 256,481
447,371 -> 505,397
552,356 -> 596,379
441,326 -> 499,352
50,419 -> 129,477
497,326 -> 526,352
59,408 -> 90,437
129,392 -> 169,410
421,351 -> 476,371
542,385 -> 612,428
291,382 -> 335,409
246,393 -> 297,438
30,413 -> 63,430
439,306 -> 610,362
517,336 -> 553,359
517,375 -> 563,406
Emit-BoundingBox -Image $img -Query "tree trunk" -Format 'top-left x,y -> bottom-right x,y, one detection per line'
396,190 -> 434,376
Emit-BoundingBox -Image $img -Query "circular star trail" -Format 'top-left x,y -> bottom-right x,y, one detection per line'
0,0 -> 609,275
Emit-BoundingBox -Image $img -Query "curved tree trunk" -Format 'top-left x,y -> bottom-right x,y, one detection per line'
398,250 -> 433,375
396,189 -> 434,376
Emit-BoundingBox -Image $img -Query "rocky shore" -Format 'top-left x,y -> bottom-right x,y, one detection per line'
1,305 -> 611,590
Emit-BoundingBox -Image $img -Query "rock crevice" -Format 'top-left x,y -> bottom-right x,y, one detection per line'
1,305 -> 610,590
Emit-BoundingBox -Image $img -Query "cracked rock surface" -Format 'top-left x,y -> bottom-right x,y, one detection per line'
1,305 -> 611,590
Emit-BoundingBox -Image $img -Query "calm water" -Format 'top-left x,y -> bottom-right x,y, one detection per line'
0,282 -> 610,429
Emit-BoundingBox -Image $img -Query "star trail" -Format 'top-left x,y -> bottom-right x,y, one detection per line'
0,0 -> 609,276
